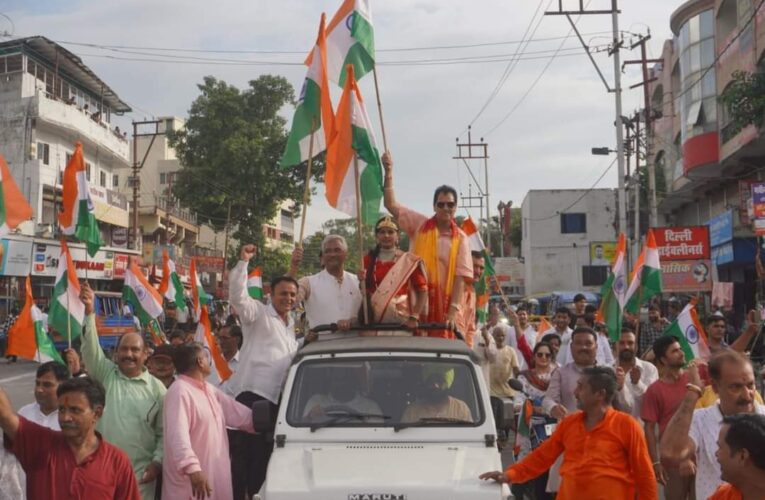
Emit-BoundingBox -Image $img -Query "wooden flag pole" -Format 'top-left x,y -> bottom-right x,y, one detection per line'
353,153 -> 369,325
298,120 -> 318,247
66,281 -> 72,350
372,68 -> 390,154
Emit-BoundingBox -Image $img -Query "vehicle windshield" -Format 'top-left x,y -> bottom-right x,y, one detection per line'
286,357 -> 484,430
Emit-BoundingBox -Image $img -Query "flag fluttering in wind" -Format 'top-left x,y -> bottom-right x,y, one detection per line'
195,306 -> 232,382
59,142 -> 102,257
247,267 -> 264,300
48,240 -> 85,341
598,233 -> 627,342
122,259 -> 164,328
460,217 -> 495,322
535,317 -> 554,341
159,250 -> 186,310
326,0 -> 375,86
190,258 -> 210,321
281,14 -> 335,168
7,276 -> 63,364
0,154 -> 33,236
513,398 -> 534,459
325,64 -> 383,224
662,300 -> 710,362
624,229 -> 663,314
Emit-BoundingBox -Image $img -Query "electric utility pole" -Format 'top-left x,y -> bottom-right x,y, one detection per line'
454,126 -> 491,251
131,120 -> 163,250
545,0 -> 628,253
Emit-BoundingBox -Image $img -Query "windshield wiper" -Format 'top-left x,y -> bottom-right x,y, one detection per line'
393,416 -> 473,432
309,409 -> 391,432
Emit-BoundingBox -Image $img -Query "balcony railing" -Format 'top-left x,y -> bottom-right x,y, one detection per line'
152,195 -> 197,225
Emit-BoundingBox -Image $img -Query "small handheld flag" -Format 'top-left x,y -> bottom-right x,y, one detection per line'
247,267 -> 264,299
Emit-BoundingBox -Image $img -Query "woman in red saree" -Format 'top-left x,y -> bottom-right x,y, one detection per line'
363,216 -> 428,328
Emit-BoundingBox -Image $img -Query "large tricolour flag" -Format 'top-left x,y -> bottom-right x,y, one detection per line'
662,300 -> 710,361
598,233 -> 627,342
48,240 -> 85,341
624,229 -> 663,314
122,259 -> 164,328
0,154 -> 33,236
326,0 -> 375,86
325,64 -> 383,224
7,276 -> 63,364
281,14 -> 335,168
59,142 -> 102,257
159,250 -> 186,310
195,306 -> 232,382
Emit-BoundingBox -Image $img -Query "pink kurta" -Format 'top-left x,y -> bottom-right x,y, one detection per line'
162,374 -> 254,499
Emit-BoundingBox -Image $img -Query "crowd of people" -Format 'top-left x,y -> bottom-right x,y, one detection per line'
0,157 -> 764,499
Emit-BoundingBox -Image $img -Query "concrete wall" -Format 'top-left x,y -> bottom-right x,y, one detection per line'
522,189 -> 617,295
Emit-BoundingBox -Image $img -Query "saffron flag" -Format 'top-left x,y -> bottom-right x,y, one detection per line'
281,14 -> 335,168
624,229 -> 663,314
48,240 -> 85,340
7,276 -> 63,364
122,259 -> 164,328
326,0 -> 375,86
535,317 -> 553,342
190,258 -> 210,321
325,64 -> 383,224
194,306 -> 232,382
662,300 -> 710,362
0,154 -> 33,236
59,142 -> 102,257
247,267 -> 264,300
159,250 -> 186,310
598,233 -> 627,342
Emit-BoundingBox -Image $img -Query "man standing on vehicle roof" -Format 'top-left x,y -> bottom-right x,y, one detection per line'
381,151 -> 473,339
228,243 -> 300,499
79,282 -> 165,500
290,234 -> 362,332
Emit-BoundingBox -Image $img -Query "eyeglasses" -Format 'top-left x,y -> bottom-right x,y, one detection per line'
436,201 -> 456,209
535,352 -> 552,359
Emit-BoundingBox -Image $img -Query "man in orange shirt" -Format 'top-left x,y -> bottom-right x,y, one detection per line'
480,366 -> 657,500
709,413 -> 765,500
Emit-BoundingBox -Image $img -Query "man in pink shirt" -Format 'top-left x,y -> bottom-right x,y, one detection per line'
382,152 -> 472,339
162,342 -> 256,499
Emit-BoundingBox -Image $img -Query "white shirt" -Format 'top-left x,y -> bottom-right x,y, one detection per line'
299,269 -> 362,330
226,261 -> 299,403
472,332 -> 498,390
689,403 -> 765,500
556,329 -> 614,366
218,351 -> 240,396
612,358 -> 659,419
17,402 -> 60,430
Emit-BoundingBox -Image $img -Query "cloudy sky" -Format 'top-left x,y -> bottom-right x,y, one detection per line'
2,0 -> 680,235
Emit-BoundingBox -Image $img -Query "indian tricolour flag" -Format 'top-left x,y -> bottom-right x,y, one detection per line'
662,300 -> 710,361
0,154 -> 33,236
7,276 -> 63,364
326,0 -> 375,86
190,258 -> 210,321
123,259 -> 164,328
281,14 -> 335,168
159,250 -> 186,310
598,233 -> 627,342
248,267 -> 264,299
461,217 -> 495,322
48,240 -> 85,341
195,305 -> 232,383
325,64 -> 383,224
624,229 -> 663,314
58,142 -> 102,257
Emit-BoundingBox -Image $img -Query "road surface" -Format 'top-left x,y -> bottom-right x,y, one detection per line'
0,359 -> 38,410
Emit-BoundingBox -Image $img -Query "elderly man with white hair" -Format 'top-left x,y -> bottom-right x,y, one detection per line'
290,234 -> 363,332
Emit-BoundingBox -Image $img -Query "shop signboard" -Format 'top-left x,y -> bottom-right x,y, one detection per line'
32,242 -> 115,280
0,239 -> 33,276
660,259 -> 713,293
653,226 -> 710,261
589,241 -> 616,266
752,182 -> 765,236
194,255 -> 225,274
707,210 -> 734,247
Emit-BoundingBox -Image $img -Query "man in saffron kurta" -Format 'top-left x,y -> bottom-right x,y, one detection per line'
162,342 -> 255,500
382,153 -> 472,339
481,366 -> 657,500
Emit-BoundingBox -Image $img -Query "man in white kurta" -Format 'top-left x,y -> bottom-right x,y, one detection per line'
162,342 -> 254,500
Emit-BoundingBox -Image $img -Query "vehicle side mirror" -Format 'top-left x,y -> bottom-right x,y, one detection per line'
252,400 -> 274,432
508,379 -> 524,393
501,399 -> 515,429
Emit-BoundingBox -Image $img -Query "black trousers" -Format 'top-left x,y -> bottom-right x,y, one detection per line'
231,391 -> 278,500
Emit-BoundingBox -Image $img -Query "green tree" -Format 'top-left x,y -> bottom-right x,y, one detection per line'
168,75 -> 325,253
718,70 -> 765,133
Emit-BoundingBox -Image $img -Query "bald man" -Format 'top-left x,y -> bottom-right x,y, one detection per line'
80,282 -> 166,500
